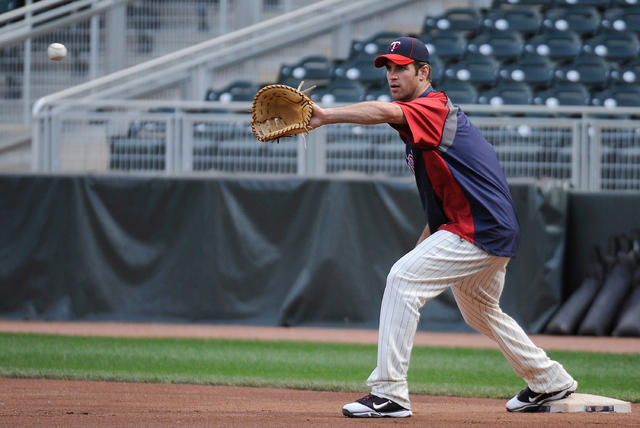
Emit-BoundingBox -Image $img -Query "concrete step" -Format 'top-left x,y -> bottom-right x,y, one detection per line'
0,125 -> 32,172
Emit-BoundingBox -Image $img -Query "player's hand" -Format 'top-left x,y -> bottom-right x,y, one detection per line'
309,103 -> 325,129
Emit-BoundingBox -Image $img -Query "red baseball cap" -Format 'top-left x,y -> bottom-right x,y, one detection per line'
374,37 -> 431,68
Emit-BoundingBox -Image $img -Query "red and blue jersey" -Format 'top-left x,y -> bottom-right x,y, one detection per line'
390,88 -> 520,257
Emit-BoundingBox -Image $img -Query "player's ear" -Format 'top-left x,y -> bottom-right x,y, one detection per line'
417,64 -> 429,81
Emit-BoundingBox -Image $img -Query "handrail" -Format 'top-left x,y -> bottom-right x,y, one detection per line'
0,0 -> 66,21
32,97 -> 640,117
32,0 -> 419,113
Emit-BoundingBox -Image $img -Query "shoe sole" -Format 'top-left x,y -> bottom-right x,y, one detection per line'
342,408 -> 412,418
507,381 -> 578,413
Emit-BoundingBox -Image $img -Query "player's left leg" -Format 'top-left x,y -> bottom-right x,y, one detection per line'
451,256 -> 577,412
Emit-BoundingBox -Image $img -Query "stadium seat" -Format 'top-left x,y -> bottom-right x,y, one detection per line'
422,8 -> 484,35
363,87 -> 392,102
420,30 -> 468,60
0,1 -> 18,14
277,55 -> 333,87
591,84 -> 640,107
331,56 -> 386,88
613,0 -> 640,6
482,7 -> 543,35
499,55 -> 556,87
204,80 -> 261,103
524,31 -> 583,61
532,82 -> 591,106
491,0 -> 554,6
600,7 -> 640,33
542,7 -> 602,35
582,31 -> 640,61
477,81 -> 534,105
444,54 -> 500,85
553,0 -> 612,7
311,80 -> 365,104
440,80 -> 478,104
427,54 -> 446,86
466,30 -> 525,60
349,31 -> 403,59
610,57 -> 640,84
553,55 -> 613,88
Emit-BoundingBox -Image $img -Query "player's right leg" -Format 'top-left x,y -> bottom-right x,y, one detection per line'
451,257 -> 577,412
506,380 -> 578,412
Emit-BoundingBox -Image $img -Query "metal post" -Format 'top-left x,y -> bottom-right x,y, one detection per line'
572,121 -> 582,190
298,126 -> 326,176
219,0 -> 229,35
165,117 -> 174,173
89,14 -> 100,80
32,116 -> 41,172
238,0 -> 259,77
589,124 -> 602,191
106,3 -> 126,73
332,23 -> 352,60
189,65 -> 208,101
22,0 -> 32,127
182,117 -> 193,172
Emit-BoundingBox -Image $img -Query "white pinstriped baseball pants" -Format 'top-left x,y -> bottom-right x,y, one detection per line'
366,230 -> 575,410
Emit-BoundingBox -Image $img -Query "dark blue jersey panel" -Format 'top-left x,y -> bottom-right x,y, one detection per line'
397,89 -> 520,257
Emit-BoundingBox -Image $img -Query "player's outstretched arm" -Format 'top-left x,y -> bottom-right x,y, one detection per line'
310,101 -> 405,129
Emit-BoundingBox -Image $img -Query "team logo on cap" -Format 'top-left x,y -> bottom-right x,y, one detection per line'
389,41 -> 401,52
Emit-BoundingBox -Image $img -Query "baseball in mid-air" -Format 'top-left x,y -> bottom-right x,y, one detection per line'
47,43 -> 67,61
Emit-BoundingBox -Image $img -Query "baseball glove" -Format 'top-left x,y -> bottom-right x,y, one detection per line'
251,82 -> 314,142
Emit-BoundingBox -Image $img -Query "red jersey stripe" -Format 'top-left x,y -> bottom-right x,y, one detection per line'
422,150 -> 475,244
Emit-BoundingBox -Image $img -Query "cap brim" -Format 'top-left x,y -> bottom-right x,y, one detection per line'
373,54 -> 414,68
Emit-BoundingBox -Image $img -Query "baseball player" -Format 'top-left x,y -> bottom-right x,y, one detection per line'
309,37 -> 578,417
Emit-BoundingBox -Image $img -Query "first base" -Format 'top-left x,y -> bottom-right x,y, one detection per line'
534,393 -> 631,413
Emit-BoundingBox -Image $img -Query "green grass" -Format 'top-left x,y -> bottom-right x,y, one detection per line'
0,333 -> 638,402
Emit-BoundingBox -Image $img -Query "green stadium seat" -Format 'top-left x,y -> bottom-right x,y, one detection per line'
311,80 -> 365,104
444,54 -> 501,85
440,79 -> 478,104
499,55 -> 556,87
591,83 -> 640,107
610,57 -> 640,84
533,82 -> 591,106
422,7 -> 484,35
553,55 -> 613,88
477,81 -> 534,105
482,7 -> 542,35
601,7 -> 640,33
466,30 -> 525,60
524,31 -> 583,60
542,7 -> 602,35
349,31 -> 403,59
420,30 -> 468,60
582,31 -> 640,61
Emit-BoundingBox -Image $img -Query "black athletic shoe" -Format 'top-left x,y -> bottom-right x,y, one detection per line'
342,393 -> 412,418
506,380 -> 578,412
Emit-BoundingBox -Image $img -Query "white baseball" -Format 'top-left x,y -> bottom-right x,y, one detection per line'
47,43 -> 67,61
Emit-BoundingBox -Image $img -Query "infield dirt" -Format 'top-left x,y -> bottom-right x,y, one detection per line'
0,321 -> 638,427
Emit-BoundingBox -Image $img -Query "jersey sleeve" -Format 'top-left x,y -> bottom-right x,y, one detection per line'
391,93 -> 451,149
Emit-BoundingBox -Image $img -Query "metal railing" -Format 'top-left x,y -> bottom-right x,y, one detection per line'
5,0 -> 412,125
31,0 -> 422,107
31,99 -> 640,190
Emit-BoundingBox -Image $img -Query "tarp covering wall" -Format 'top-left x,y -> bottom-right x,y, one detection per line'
564,191 -> 640,296
0,175 -> 567,332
